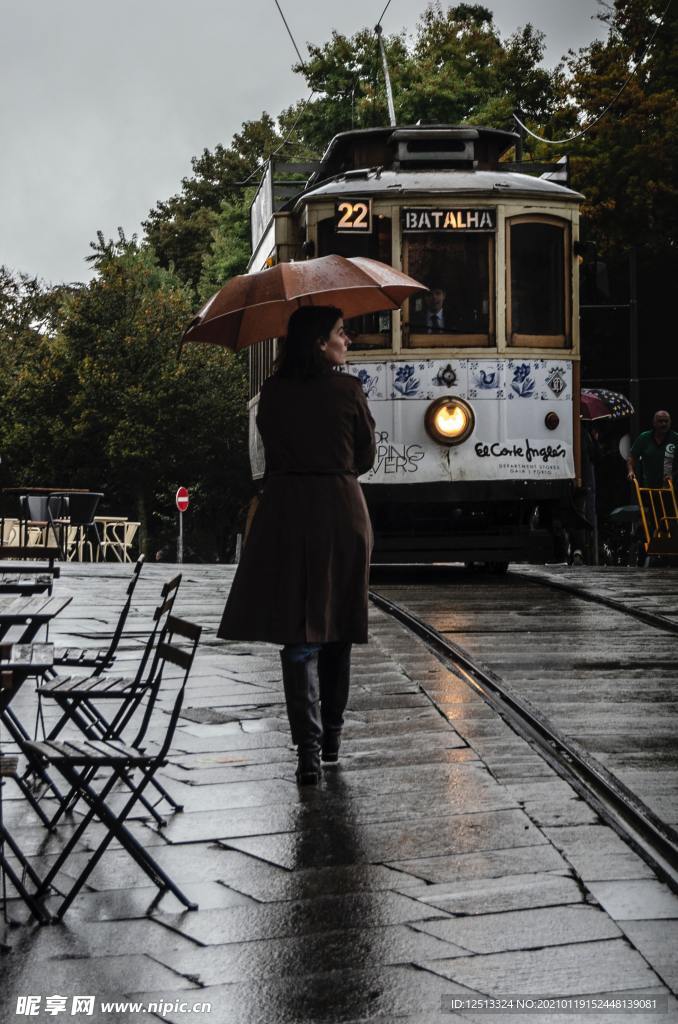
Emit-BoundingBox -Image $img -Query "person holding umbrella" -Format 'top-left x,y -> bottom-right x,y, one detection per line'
217,306 -> 375,784
183,254 -> 425,785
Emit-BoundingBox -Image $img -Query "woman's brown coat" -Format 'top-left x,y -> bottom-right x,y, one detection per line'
218,371 -> 376,644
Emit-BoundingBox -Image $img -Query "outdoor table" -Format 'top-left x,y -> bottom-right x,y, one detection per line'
0,543 -> 60,565
0,561 -> 60,578
1,490 -> 96,562
1,642 -> 55,926
1,487 -> 91,495
0,594 -> 72,643
0,574 -> 54,596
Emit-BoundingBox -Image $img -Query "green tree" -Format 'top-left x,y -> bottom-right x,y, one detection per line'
0,240 -> 250,558
288,5 -> 560,151
144,114 -> 299,290
198,191 -> 255,303
0,268 -> 76,490
560,0 -> 678,254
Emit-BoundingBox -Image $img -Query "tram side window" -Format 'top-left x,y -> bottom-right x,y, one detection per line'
508,218 -> 570,347
249,338 -> 276,399
317,215 -> 393,350
405,234 -> 493,347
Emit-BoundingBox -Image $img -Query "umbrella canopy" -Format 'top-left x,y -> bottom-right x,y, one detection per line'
580,388 -> 634,421
181,255 -> 427,351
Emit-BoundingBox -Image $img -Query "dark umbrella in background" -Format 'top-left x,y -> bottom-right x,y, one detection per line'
181,254 -> 427,351
580,388 -> 634,422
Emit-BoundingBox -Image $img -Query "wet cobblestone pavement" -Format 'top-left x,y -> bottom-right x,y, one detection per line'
1,564 -> 677,1023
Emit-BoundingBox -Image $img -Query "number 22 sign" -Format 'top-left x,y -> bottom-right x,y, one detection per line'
335,199 -> 372,234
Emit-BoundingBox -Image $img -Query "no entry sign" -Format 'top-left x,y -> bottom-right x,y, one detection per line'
176,487 -> 189,513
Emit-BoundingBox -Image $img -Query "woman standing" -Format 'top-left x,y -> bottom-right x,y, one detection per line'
218,306 -> 376,784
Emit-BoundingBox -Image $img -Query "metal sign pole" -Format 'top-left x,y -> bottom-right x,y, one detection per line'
175,487 -> 189,564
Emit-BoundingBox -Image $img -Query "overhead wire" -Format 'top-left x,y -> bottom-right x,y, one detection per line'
240,2 -> 316,189
376,0 -> 394,30
239,91 -> 316,187
513,0 -> 672,146
247,0 -> 399,187
273,0 -> 307,70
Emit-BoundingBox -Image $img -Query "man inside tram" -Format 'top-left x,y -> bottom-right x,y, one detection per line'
627,410 -> 678,486
411,280 -> 449,332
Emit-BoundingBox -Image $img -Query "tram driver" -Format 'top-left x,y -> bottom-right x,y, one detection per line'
410,280 -> 450,333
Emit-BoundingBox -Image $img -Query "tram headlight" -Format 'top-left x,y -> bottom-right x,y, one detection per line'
425,396 -> 475,446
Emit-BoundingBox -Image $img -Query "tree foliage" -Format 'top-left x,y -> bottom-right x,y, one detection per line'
198,191 -> 255,303
0,243 -> 250,558
558,0 -> 678,254
144,114 -> 309,290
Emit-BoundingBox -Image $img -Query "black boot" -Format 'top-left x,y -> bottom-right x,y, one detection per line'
319,643 -> 351,763
280,649 -> 322,785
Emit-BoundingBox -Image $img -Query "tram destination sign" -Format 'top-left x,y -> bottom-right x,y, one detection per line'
402,207 -> 496,232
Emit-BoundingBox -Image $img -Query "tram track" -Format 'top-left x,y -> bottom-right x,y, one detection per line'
369,582 -> 678,893
513,569 -> 678,637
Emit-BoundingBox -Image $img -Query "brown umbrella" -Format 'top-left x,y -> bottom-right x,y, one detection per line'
181,254 -> 427,351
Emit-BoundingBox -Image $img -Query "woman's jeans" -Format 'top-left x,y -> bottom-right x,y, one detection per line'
281,643 -> 322,664
280,642 -> 352,747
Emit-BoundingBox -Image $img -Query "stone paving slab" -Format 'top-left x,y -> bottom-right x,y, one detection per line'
153,922 -> 467,985
1,563 -> 677,1023
619,920 -> 678,991
421,938 -> 661,996
222,808 -> 549,870
155,890 -> 452,946
386,844 -> 569,884
585,879 -> 678,920
413,904 -> 621,953
543,825 -> 663,882
395,873 -> 585,916
137,963 -> 469,1024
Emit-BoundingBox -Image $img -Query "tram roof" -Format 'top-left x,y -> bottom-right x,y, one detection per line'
282,125 -> 582,209
291,168 -> 584,208
311,125 -> 518,178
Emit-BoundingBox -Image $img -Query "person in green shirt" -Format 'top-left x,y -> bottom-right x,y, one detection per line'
627,410 -> 678,487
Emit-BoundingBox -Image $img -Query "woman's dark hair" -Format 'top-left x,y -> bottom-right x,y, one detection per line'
273,305 -> 343,379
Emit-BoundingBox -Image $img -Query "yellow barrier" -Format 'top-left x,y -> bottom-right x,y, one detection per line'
634,478 -> 678,555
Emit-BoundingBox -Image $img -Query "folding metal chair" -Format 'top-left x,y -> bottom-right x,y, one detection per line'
23,616 -> 202,921
51,556 -> 145,672
31,575 -> 182,827
1,757 -> 52,924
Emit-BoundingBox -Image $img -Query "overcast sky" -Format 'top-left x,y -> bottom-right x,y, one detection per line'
1,0 -> 605,285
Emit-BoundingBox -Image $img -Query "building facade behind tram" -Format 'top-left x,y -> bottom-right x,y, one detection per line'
247,125 -> 584,568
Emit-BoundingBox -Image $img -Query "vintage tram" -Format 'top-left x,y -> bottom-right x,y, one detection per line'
247,125 -> 584,566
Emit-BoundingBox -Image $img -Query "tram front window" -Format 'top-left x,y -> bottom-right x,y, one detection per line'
405,234 -> 492,347
509,218 -> 569,346
317,215 -> 392,350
